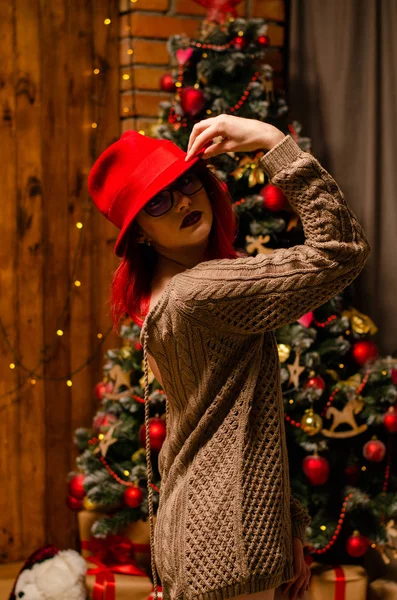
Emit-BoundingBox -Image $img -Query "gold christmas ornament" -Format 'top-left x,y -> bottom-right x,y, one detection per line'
230,155 -> 265,187
342,307 -> 378,335
277,343 -> 291,363
120,346 -> 132,359
83,496 -> 96,511
300,408 -> 323,436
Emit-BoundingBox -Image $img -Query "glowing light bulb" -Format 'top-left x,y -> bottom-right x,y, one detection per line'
123,74 -> 130,80
91,123 -> 97,129
93,69 -> 100,74
76,222 -> 83,229
9,363 -> 16,369
74,280 -> 81,287
104,18 -> 111,25
57,330 -> 64,336
67,380 -> 72,387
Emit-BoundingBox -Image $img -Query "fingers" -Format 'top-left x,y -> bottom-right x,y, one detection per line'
185,125 -> 219,161
186,118 -> 217,155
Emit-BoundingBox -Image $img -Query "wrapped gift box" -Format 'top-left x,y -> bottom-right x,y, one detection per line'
85,571 -> 156,600
78,510 -> 157,577
367,578 -> 397,600
306,561 -> 368,600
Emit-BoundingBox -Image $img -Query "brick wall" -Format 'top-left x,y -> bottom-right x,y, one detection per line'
119,0 -> 287,135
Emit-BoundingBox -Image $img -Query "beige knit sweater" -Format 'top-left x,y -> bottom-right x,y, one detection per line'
140,135 -> 371,600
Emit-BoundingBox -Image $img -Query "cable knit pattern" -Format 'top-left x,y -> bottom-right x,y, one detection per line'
140,135 -> 371,600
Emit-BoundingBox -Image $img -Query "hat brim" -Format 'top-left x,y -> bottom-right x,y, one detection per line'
114,153 -> 202,257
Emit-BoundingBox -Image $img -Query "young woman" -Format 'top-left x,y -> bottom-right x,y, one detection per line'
88,115 -> 370,600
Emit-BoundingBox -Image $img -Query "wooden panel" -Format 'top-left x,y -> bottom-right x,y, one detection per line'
0,0 -> 21,563
41,0 -> 74,550
14,0 -> 46,559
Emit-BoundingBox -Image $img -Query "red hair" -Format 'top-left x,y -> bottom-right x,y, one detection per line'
109,158 -> 245,333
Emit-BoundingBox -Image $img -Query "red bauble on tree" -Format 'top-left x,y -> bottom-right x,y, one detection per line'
68,473 -> 85,500
233,35 -> 247,50
304,376 -> 326,391
383,405 -> 397,433
303,453 -> 330,485
124,485 -> 144,508
363,437 -> 386,462
180,87 -> 206,118
159,73 -> 176,92
257,35 -> 270,47
346,531 -> 370,557
260,184 -> 292,212
94,380 -> 114,400
139,416 -> 167,452
66,495 -> 83,511
352,340 -> 379,365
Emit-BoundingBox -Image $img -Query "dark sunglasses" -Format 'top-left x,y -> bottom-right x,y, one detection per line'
144,169 -> 204,217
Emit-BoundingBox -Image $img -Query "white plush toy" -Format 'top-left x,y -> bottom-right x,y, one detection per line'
9,544 -> 87,600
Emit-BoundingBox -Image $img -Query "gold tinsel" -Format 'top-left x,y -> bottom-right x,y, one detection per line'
277,344 -> 291,363
342,307 -> 378,335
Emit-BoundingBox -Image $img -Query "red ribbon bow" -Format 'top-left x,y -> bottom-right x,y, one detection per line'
82,535 -> 150,600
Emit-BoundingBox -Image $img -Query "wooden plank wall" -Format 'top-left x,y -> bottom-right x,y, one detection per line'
119,0 -> 288,135
0,0 -> 287,561
0,0 -> 120,561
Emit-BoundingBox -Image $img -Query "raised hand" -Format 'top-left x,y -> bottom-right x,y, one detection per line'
184,114 -> 285,161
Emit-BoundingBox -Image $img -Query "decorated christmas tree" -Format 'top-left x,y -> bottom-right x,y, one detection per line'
69,3 -> 397,590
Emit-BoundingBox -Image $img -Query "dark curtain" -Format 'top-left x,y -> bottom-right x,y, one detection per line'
287,0 -> 397,355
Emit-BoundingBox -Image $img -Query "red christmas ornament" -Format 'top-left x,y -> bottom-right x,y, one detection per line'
93,412 -> 118,432
135,342 -> 143,351
346,531 -> 370,557
344,465 -> 360,485
68,473 -> 85,500
233,35 -> 247,50
180,87 -> 206,118
383,405 -> 397,433
66,495 -> 83,511
123,485 -> 144,508
175,48 -> 193,65
190,0 -> 243,24
352,340 -> 379,366
363,437 -> 386,462
391,368 -> 397,385
260,183 -> 291,212
303,454 -> 330,485
160,73 -> 176,92
304,376 -> 326,391
257,35 -> 270,47
94,380 -> 114,400
139,416 -> 167,452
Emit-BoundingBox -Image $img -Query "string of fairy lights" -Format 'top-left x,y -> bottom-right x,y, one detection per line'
0,14 -> 136,405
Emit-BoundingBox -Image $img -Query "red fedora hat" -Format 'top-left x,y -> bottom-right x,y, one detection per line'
88,130 -> 207,257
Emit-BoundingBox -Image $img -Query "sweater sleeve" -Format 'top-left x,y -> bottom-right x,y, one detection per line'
290,495 -> 311,544
173,135 -> 371,335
